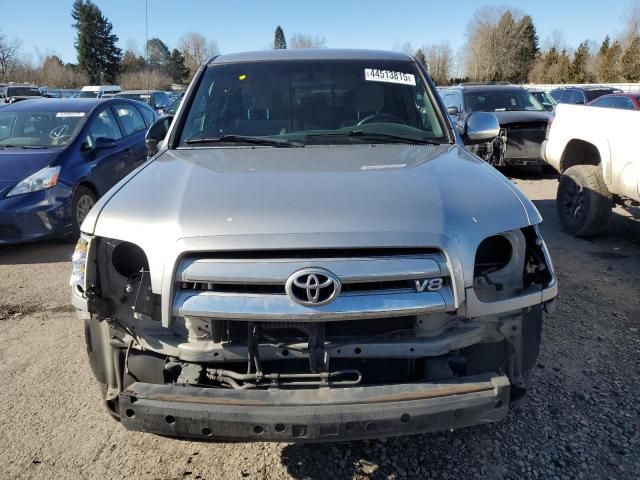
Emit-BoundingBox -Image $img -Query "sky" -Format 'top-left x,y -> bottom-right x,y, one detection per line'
1,0 -> 637,69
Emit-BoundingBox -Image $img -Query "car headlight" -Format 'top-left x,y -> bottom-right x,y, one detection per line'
70,234 -> 92,291
6,166 -> 60,197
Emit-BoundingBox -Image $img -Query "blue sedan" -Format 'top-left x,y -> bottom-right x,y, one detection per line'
0,98 -> 157,244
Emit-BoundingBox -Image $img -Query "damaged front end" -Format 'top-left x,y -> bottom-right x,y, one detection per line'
471,122 -> 549,167
71,227 -> 556,442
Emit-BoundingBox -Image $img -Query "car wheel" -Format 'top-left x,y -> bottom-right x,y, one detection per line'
557,165 -> 611,237
71,186 -> 96,238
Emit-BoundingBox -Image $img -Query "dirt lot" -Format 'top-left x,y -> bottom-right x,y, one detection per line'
0,173 -> 638,480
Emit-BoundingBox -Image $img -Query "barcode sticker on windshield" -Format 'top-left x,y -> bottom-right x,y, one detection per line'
365,69 -> 416,86
56,112 -> 85,118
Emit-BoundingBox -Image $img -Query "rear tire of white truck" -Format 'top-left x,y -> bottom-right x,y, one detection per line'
557,165 -> 612,237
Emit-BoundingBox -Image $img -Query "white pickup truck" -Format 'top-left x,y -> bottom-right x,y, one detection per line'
542,104 -> 640,236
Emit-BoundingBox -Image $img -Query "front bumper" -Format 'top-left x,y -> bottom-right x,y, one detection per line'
119,374 -> 510,442
0,188 -> 71,244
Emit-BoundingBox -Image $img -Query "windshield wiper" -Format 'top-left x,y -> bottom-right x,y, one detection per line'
185,135 -> 304,148
0,144 -> 47,149
304,130 -> 444,145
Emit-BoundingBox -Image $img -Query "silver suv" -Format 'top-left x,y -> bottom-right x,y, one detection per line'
71,49 -> 557,442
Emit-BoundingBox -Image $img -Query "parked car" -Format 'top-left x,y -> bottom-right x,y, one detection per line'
542,103 -> 640,236
72,49 -> 557,443
587,92 -> 640,110
4,85 -> 43,103
115,90 -> 172,114
78,85 -> 122,98
0,98 -> 157,244
549,86 -> 621,105
443,84 -> 553,166
527,88 -> 556,111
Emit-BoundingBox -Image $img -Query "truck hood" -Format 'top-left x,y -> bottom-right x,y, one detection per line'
84,144 -> 541,291
491,111 -> 552,125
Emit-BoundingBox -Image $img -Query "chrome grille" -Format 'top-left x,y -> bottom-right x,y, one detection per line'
172,250 -> 455,322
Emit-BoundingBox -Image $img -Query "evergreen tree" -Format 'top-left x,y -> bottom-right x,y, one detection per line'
557,49 -> 572,83
596,37 -> 623,82
621,36 -> 640,81
541,47 -> 559,83
71,0 -> 121,84
273,26 -> 287,49
146,38 -> 171,72
122,50 -> 145,73
571,41 -> 592,83
414,48 -> 427,68
168,48 -> 189,83
514,15 -> 538,83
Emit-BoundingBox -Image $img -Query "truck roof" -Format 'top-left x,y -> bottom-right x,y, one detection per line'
81,85 -> 121,91
209,49 -> 413,65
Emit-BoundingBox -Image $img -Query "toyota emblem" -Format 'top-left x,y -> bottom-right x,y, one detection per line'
285,268 -> 341,306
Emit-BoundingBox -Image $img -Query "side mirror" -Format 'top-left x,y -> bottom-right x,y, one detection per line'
463,112 -> 500,145
95,137 -> 117,149
543,103 -> 554,111
155,103 -> 167,110
145,115 -> 174,157
447,105 -> 459,116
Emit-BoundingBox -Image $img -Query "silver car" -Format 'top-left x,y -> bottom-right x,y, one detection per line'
71,49 -> 557,442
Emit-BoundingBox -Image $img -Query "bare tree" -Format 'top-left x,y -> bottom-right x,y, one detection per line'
0,32 -> 22,81
621,2 -> 640,47
422,42 -> 453,85
178,32 -> 220,76
288,33 -> 326,49
118,70 -> 172,90
463,7 -> 538,83
392,42 -> 414,55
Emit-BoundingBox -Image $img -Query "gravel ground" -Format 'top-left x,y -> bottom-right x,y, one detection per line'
0,173 -> 639,480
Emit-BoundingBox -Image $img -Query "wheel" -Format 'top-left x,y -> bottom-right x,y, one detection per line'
71,186 -> 96,238
556,165 -> 611,237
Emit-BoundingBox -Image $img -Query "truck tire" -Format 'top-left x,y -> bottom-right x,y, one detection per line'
557,165 -> 611,237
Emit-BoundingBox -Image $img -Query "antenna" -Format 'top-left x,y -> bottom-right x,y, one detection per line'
145,0 -> 149,92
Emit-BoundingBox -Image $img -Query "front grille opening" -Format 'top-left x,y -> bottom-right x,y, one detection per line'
179,282 -> 285,294
224,318 -> 416,344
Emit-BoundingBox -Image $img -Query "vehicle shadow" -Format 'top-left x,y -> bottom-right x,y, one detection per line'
531,198 -> 640,249
0,239 -> 75,265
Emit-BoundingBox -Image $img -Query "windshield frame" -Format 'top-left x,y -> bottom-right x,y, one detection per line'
170,57 -> 454,149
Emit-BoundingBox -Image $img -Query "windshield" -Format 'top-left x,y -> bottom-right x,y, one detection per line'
532,91 -> 555,105
0,109 -> 87,147
585,89 -> 619,102
78,91 -> 99,98
117,93 -> 152,105
7,87 -> 41,97
178,59 -> 446,146
466,89 -> 544,112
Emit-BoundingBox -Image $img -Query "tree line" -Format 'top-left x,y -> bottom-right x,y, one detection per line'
2,1 -> 640,88
0,0 -> 219,89
412,4 -> 640,85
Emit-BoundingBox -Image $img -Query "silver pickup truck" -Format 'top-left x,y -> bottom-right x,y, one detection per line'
71,49 -> 557,442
